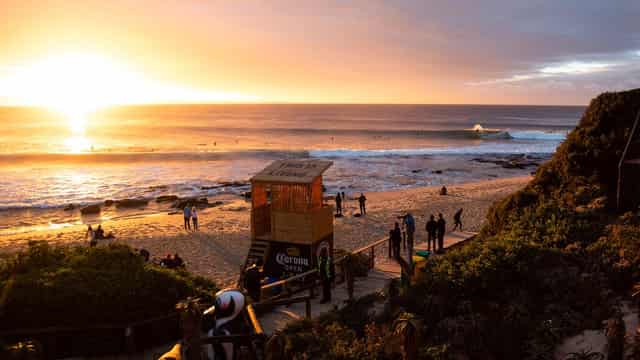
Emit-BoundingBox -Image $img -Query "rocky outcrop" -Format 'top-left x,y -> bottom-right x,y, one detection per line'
80,204 -> 101,215
156,195 -> 179,203
115,198 -> 149,208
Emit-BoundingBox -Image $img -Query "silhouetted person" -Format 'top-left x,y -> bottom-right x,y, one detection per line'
191,206 -> 199,231
318,247 -> 334,304
403,213 -> 416,259
440,186 -> 448,196
453,208 -> 463,231
173,253 -> 184,268
436,213 -> 446,252
391,222 -> 402,258
244,259 -> 264,302
335,193 -> 342,216
139,248 -> 150,262
161,254 -> 174,268
342,254 -> 355,301
426,215 -> 437,251
183,205 -> 192,230
358,193 -> 367,215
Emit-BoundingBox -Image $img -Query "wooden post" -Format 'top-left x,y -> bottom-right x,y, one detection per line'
370,246 -> 375,269
125,326 -> 136,354
305,298 -> 311,318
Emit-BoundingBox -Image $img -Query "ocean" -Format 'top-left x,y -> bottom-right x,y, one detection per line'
0,104 -> 583,234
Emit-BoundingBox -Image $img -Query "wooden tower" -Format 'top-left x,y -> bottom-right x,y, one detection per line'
246,160 -> 334,278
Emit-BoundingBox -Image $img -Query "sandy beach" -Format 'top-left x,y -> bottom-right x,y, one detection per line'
0,176 -> 530,287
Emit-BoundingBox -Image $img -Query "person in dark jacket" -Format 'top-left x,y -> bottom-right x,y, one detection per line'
425,214 -> 437,251
453,208 -> 463,231
335,193 -> 343,216
318,247 -> 335,304
358,193 -> 367,215
403,213 -> 416,260
244,259 -> 263,302
436,213 -> 446,252
391,222 -> 402,258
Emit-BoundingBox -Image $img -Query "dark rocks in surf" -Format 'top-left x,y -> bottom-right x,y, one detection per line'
411,169 -> 423,173
432,170 -> 443,174
104,200 -> 114,206
471,154 -> 543,170
156,195 -> 179,203
81,204 -> 101,215
64,204 -> 76,211
243,191 -> 252,199
172,197 -> 211,209
201,181 -> 248,190
115,198 -> 149,208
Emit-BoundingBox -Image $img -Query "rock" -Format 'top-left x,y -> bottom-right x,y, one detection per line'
243,191 -> 252,199
411,169 -> 423,173
156,195 -> 179,203
173,197 -> 210,209
115,198 -> 149,208
104,200 -> 114,206
433,170 -> 443,174
81,204 -> 101,215
63,204 -> 76,211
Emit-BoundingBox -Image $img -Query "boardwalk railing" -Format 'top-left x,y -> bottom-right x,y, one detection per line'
258,236 -> 392,302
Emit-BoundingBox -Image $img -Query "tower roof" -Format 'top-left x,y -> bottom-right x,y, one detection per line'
250,159 -> 333,184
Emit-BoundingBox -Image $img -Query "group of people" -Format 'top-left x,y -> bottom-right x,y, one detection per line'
335,192 -> 367,216
86,224 -> 114,246
160,253 -> 184,269
389,208 -> 463,257
183,205 -> 199,231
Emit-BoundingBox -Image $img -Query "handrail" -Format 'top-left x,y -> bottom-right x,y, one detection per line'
617,109 -> 640,210
245,304 -> 264,336
260,235 -> 390,291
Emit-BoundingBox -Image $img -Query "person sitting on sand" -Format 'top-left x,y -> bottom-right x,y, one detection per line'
173,253 -> 184,268
183,205 -> 192,231
358,193 -> 367,215
440,186 -> 448,196
86,225 -> 97,247
335,193 -> 342,216
191,206 -> 199,231
453,208 -> 463,231
139,248 -> 150,262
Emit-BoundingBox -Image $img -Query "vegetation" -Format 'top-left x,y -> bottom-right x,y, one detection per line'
279,88 -> 640,359
0,241 -> 217,356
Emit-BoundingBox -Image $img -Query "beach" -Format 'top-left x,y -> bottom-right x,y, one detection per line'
0,176 -> 530,287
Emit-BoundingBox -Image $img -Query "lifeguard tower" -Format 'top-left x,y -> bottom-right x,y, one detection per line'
247,160 -> 334,278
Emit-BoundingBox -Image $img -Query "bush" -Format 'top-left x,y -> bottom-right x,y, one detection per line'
0,241 -> 218,356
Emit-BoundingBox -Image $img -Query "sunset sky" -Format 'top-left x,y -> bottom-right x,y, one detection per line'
1,0 -> 639,106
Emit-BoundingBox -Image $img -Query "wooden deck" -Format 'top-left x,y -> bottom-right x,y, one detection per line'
257,230 -> 477,335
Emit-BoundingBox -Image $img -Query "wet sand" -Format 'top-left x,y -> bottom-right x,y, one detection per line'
0,176 -> 530,287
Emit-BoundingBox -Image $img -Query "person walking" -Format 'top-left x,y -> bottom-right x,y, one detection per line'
183,205 -> 192,231
358,193 -> 367,215
425,215 -> 437,252
318,247 -> 335,304
436,213 -> 446,252
403,213 -> 416,260
335,193 -> 343,216
191,206 -> 199,231
391,222 -> 402,259
453,208 -> 463,231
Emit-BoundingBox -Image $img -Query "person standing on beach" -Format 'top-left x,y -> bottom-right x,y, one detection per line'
318,247 -> 335,304
335,193 -> 342,216
183,205 -> 192,230
391,222 -> 402,258
358,193 -> 367,215
426,215 -> 437,251
403,213 -> 416,259
341,192 -> 346,208
436,213 -> 446,252
191,206 -> 199,231
453,208 -> 463,231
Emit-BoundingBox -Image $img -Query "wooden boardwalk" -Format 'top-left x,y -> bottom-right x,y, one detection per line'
257,230 -> 477,335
